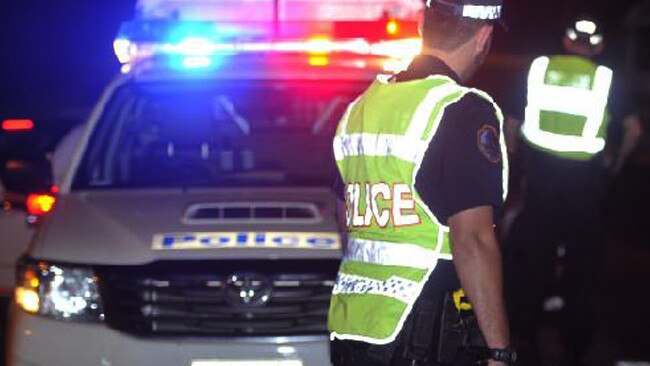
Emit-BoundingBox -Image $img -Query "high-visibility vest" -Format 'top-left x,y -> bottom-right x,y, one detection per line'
522,55 -> 613,160
329,74 -> 508,345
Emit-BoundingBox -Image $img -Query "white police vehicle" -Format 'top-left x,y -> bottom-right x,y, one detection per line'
9,0 -> 421,364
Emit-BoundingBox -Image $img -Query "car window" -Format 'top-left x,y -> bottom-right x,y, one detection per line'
73,79 -> 366,189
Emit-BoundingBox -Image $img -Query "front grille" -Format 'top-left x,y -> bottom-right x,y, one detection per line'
97,260 -> 338,337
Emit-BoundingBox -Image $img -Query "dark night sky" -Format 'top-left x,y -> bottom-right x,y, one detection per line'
0,0 -> 644,119
0,0 -> 136,115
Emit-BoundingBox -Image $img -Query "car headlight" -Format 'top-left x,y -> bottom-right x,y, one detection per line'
15,259 -> 104,322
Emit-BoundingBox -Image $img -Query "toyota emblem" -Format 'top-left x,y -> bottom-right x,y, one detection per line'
225,272 -> 272,307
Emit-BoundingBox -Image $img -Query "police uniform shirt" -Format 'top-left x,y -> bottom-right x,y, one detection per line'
335,54 -> 505,225
397,55 -> 505,224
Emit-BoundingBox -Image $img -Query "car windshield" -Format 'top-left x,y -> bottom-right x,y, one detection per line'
73,79 -> 366,189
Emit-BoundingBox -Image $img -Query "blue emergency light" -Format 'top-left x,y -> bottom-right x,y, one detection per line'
115,21 -> 263,69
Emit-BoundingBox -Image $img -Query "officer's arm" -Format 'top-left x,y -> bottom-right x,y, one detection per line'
448,206 -> 510,351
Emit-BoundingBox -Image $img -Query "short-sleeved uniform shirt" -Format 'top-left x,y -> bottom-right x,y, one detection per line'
333,55 -> 505,321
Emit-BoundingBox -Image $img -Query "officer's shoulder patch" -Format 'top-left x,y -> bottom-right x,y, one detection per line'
476,124 -> 501,164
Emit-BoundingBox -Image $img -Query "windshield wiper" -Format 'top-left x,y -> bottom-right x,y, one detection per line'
216,96 -> 251,135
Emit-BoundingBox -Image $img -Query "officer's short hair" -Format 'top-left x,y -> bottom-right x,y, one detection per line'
422,8 -> 489,52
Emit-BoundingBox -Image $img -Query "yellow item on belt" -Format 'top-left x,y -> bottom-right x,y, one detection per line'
453,289 -> 473,311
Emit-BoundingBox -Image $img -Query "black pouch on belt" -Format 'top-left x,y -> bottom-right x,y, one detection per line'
365,295 -> 440,365
404,297 -> 440,363
436,292 -> 487,364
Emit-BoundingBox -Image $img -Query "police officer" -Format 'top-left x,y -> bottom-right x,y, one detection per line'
505,16 -> 642,366
329,0 -> 514,365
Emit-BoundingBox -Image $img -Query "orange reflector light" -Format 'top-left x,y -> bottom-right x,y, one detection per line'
24,268 -> 40,288
15,287 -> 40,313
386,19 -> 400,36
2,119 -> 34,132
26,194 -> 56,216
309,56 -> 329,67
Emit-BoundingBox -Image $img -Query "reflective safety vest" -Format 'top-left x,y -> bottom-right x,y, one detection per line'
522,55 -> 613,160
329,74 -> 508,345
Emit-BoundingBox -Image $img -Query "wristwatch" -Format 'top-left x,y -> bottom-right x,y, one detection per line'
488,347 -> 517,364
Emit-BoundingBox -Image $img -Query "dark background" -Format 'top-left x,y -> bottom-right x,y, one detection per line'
0,0 -> 132,118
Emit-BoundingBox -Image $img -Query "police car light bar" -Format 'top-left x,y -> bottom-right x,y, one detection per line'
114,36 -> 421,65
113,21 -> 421,66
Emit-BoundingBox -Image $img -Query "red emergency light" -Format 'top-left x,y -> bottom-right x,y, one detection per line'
26,194 -> 57,216
332,20 -> 418,40
2,119 -> 34,132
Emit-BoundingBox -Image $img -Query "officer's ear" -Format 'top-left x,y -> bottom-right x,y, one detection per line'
475,23 -> 494,56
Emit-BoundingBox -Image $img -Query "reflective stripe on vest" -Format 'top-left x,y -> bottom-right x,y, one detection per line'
344,237 -> 442,269
522,56 -> 613,157
333,273 -> 419,304
328,74 -> 508,345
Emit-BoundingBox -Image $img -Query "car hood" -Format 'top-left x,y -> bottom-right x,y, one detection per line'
31,187 -> 343,265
